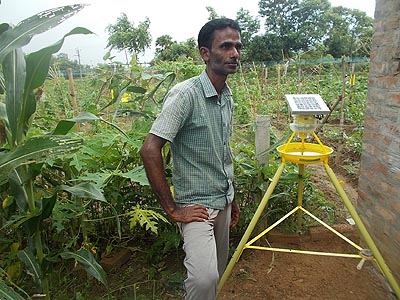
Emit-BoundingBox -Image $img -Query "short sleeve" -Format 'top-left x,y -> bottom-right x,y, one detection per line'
150,86 -> 191,142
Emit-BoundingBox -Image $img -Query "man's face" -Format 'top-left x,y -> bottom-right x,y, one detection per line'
201,27 -> 242,76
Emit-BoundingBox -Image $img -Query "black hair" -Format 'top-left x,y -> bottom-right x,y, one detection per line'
197,18 -> 241,50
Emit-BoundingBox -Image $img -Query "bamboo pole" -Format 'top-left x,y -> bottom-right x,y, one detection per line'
277,64 -> 281,121
340,57 -> 346,130
67,68 -> 80,132
297,65 -> 302,93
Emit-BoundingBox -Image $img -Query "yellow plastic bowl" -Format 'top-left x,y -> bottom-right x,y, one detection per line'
277,142 -> 333,164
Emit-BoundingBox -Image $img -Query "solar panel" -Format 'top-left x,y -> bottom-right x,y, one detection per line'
285,94 -> 330,114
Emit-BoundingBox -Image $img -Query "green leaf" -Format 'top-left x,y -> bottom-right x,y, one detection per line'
148,72 -> 176,104
126,85 -> 146,94
40,195 -> 57,220
25,27 -> 93,91
0,102 -> 8,125
121,166 -> 149,186
8,168 -> 29,211
0,4 -> 87,63
0,135 -> 83,185
59,182 -> 107,202
0,280 -> 25,300
53,111 -> 100,135
17,249 -> 42,287
128,205 -> 169,234
60,249 -> 108,287
2,48 -> 26,147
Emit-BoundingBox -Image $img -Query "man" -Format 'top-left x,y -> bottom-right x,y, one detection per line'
140,18 -> 242,300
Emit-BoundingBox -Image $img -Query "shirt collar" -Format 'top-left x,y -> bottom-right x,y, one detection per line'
199,69 -> 232,100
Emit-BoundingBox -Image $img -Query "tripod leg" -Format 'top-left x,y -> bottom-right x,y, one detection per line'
324,162 -> 400,299
217,161 -> 286,297
297,164 -> 305,229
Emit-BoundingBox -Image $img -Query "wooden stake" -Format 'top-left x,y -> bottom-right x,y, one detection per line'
67,68 -> 80,132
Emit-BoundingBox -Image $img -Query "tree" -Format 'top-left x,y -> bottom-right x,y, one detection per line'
324,7 -> 373,58
256,0 -> 373,60
106,13 -> 152,64
296,0 -> 331,47
236,8 -> 260,47
258,0 -> 300,58
153,37 -> 200,63
155,35 -> 174,52
206,6 -> 219,20
244,33 -> 285,62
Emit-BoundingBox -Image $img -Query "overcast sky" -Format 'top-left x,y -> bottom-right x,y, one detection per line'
0,0 -> 376,65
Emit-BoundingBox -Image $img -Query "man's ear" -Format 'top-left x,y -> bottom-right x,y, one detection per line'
199,46 -> 210,62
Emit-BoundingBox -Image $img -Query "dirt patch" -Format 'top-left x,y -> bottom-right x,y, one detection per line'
219,233 -> 395,300
217,176 -> 396,300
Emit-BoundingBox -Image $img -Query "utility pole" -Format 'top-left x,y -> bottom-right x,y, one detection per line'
75,48 -> 83,79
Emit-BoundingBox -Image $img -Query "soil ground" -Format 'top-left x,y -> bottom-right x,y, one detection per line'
217,161 -> 397,300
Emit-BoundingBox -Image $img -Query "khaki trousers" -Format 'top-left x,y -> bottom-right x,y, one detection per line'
178,204 -> 232,300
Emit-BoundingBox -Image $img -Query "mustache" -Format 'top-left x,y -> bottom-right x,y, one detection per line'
226,59 -> 239,65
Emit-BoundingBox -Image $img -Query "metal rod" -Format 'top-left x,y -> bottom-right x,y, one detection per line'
217,161 -> 286,296
246,246 -> 363,259
297,164 -> 305,228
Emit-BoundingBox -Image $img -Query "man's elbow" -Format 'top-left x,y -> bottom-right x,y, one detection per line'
139,142 -> 150,161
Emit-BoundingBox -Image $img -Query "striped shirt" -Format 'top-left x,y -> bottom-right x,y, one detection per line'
150,70 -> 234,210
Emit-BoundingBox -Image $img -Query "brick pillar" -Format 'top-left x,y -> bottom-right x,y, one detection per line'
358,0 -> 400,284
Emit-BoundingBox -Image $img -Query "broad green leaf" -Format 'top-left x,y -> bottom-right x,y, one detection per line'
8,168 -> 29,211
0,135 -> 83,185
3,195 -> 58,235
25,27 -> 93,91
16,28 -> 93,141
17,249 -> 42,287
60,249 -> 108,287
121,166 -> 149,186
70,111 -> 101,122
2,48 -> 26,147
0,5 -> 87,63
0,96 -> 8,124
39,195 -> 57,220
126,85 -> 146,94
53,111 -> 100,135
73,172 -> 109,189
59,182 -> 107,202
0,280 -> 25,300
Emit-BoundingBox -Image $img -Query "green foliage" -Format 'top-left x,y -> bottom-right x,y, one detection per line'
106,14 -> 151,61
128,205 -> 170,234
249,0 -> 373,62
153,36 -> 200,63
60,250 -> 108,288
0,5 -> 105,299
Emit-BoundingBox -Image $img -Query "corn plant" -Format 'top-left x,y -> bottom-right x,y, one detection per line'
0,5 -> 113,299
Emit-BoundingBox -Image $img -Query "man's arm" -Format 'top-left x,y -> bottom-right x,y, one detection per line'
140,133 -> 208,223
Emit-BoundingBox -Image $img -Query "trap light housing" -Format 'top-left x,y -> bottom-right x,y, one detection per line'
285,94 -> 330,134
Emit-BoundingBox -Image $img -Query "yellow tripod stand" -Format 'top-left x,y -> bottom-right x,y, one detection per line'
217,129 -> 400,299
